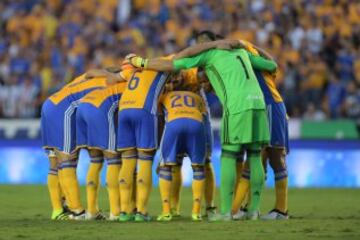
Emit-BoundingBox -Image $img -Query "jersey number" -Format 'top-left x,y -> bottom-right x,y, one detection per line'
171,94 -> 195,108
128,77 -> 140,90
236,56 -> 249,80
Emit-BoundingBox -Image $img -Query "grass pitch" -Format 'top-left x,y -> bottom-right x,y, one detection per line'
0,186 -> 359,240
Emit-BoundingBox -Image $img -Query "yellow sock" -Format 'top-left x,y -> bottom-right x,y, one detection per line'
192,166 -> 205,215
130,173 -> 137,212
60,161 -> 83,211
159,166 -> 172,214
136,160 -> 153,214
235,161 -> 244,191
170,165 -> 182,212
232,177 -> 250,213
47,169 -> 63,211
119,158 -> 137,213
204,162 -> 215,208
275,174 -> 288,213
106,158 -> 121,216
57,168 -> 71,207
86,159 -> 103,214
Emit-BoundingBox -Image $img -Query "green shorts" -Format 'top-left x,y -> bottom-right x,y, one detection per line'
221,109 -> 270,147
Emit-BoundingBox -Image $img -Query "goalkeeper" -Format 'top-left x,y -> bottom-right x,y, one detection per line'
129,39 -> 277,220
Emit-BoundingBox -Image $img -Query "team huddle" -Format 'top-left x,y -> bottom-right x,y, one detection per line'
41,31 -> 289,222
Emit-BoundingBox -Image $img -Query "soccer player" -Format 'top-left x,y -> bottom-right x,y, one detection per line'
157,72 -> 207,222
128,39 -> 277,220
76,66 -> 135,220
232,41 -> 289,220
41,70 -> 119,220
117,61 -> 171,222
165,68 -> 217,219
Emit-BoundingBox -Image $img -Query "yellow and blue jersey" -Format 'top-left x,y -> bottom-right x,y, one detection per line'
160,91 -> 205,123
159,91 -> 206,166
119,70 -> 169,114
76,82 -> 127,153
243,41 -> 283,104
80,82 -> 127,108
49,74 -> 109,105
41,73 -> 109,154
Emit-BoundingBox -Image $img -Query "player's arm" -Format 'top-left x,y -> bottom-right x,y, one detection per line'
245,42 -> 274,60
248,53 -> 278,72
130,51 -> 210,72
85,68 -> 126,84
174,39 -> 241,59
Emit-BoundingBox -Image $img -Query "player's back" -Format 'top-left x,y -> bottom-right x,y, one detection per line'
161,91 -> 204,123
202,49 -> 266,113
48,74 -> 108,106
119,70 -> 169,114
80,82 -> 127,108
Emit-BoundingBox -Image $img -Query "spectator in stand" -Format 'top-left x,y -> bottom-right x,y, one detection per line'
0,0 -> 359,120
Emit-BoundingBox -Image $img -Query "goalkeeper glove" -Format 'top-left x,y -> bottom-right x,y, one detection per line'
129,56 -> 149,68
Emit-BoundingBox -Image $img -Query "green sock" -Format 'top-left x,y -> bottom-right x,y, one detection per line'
248,150 -> 265,212
220,155 -> 236,214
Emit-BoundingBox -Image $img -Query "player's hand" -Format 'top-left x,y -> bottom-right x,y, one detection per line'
129,56 -> 149,68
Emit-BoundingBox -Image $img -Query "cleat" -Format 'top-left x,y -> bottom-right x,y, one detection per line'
119,212 -> 134,222
86,211 -> 107,221
208,213 -> 232,222
205,206 -> 217,220
157,213 -> 172,222
232,207 -> 247,221
109,214 -> 120,221
247,211 -> 260,220
261,209 -> 289,220
191,214 -> 202,222
134,212 -> 152,222
51,209 -> 70,220
170,208 -> 181,218
69,210 -> 86,220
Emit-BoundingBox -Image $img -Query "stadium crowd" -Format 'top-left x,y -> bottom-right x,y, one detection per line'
0,0 -> 359,121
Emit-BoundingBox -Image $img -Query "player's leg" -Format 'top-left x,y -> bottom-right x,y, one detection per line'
135,149 -> 155,221
117,109 -> 137,221
187,119 -> 207,221
133,110 -> 158,222
232,160 -> 250,219
204,160 -> 216,217
118,148 -> 137,221
246,145 -> 265,219
218,143 -> 241,219
47,150 -> 69,220
57,149 -> 85,219
104,151 -> 122,220
41,100 -> 69,220
86,149 -> 105,220
158,164 -> 173,221
262,147 -> 289,220
157,120 -> 181,221
170,159 -> 182,216
203,114 -> 216,216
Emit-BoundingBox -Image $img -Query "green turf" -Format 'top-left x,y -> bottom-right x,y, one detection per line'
0,185 -> 359,240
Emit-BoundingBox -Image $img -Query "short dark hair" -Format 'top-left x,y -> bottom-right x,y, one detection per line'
195,30 -> 217,41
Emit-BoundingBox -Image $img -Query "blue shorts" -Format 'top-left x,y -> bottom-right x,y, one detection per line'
160,118 -> 206,165
117,109 -> 158,151
41,99 -> 78,154
76,101 -> 118,153
266,102 -> 289,152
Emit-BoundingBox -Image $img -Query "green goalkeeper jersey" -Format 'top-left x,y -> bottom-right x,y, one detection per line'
173,48 -> 277,115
